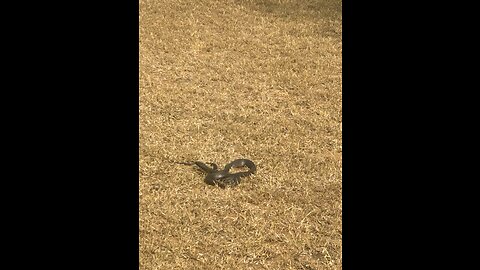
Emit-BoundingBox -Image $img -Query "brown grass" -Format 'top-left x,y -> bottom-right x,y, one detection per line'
139,0 -> 342,269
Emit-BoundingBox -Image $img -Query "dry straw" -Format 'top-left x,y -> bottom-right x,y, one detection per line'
140,0 -> 342,269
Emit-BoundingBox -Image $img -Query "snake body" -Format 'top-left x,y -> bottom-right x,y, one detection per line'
177,159 -> 256,188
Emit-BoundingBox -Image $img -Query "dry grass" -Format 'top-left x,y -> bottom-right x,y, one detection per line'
140,0 -> 342,269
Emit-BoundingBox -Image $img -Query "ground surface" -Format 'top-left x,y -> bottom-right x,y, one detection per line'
140,0 -> 342,269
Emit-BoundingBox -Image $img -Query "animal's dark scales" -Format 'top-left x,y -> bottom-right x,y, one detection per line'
177,159 -> 256,188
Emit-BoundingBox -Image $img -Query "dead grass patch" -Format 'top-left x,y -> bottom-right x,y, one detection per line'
140,0 -> 342,269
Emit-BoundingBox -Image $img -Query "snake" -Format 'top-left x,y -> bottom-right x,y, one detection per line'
176,159 -> 256,188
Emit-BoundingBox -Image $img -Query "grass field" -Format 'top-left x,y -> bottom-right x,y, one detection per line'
140,0 -> 342,269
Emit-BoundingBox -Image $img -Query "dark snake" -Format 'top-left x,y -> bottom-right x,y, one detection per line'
176,159 -> 256,188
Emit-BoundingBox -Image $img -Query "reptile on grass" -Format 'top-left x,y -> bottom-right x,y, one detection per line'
176,159 -> 256,188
